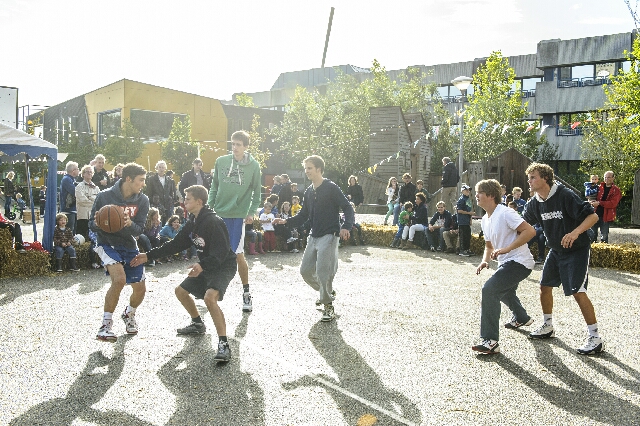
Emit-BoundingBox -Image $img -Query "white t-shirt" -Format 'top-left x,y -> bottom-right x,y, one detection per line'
481,203 -> 534,269
260,213 -> 275,231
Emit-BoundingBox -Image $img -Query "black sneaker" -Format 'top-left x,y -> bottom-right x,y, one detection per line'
315,290 -> 336,306
242,292 -> 253,312
214,341 -> 231,362
472,339 -> 500,354
504,316 -> 534,330
321,303 -> 335,322
177,321 -> 206,335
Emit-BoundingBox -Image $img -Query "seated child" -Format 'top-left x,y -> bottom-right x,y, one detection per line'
0,210 -> 27,253
175,206 -> 196,259
345,202 -> 365,246
138,207 -> 162,266
159,215 -> 182,262
390,202 -> 413,248
259,202 -> 276,252
245,217 -> 264,255
275,201 -> 299,252
53,213 -> 79,272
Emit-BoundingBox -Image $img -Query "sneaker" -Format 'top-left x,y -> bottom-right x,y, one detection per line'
146,260 -> 155,267
459,250 -> 471,257
321,303 -> 335,322
576,336 -> 605,355
472,339 -> 500,354
315,290 -> 336,306
121,310 -> 138,334
286,237 -> 298,244
529,323 -> 555,339
290,248 -> 299,253
535,258 -> 544,265
504,316 -> 534,329
242,292 -> 252,312
430,246 -> 436,252
91,262 -> 101,269
16,248 -> 27,254
177,321 -> 206,335
436,246 -> 443,252
214,341 -> 231,362
96,320 -> 117,342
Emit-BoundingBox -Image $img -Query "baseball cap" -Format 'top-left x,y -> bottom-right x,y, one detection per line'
461,184 -> 471,191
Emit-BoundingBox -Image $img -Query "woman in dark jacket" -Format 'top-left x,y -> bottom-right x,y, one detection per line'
345,175 -> 364,208
4,171 -> 16,217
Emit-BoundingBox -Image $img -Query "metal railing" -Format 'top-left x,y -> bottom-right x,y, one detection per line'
557,77 -> 611,88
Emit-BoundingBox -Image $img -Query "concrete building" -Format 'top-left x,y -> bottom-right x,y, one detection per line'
237,31 -> 635,176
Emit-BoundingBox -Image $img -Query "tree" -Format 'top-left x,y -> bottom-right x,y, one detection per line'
236,93 -> 256,108
463,51 -> 544,161
102,119 -> 144,166
57,123 -> 97,169
247,114 -> 271,169
159,116 -> 199,176
272,60 -> 437,185
579,36 -> 640,194
429,101 -> 460,172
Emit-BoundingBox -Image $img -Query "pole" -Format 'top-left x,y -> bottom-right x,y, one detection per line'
458,96 -> 465,194
321,7 -> 335,68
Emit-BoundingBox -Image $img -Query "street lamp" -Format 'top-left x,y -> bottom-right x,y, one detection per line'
451,76 -> 473,193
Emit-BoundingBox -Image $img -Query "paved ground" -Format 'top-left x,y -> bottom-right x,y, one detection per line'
1,234 -> 639,425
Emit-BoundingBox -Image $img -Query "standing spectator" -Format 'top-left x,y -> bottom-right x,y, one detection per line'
500,184 -> 508,205
393,173 -> 417,226
259,202 -> 277,252
512,187 -> 527,214
270,175 -> 283,195
75,165 -> 100,240
345,175 -> 364,208
590,171 -> 621,244
276,174 -> 293,211
111,163 -> 124,187
208,131 -> 261,313
472,178 -> 536,354
39,185 -> 46,216
523,162 -> 603,355
179,158 -> 211,199
146,160 -> 177,224
384,177 -> 398,226
3,171 -> 15,217
290,182 -> 304,205
15,193 -> 26,219
274,155 -> 354,322
457,184 -> 474,257
0,210 -> 27,253
53,213 -> 80,272
60,161 -> 79,234
400,192 -> 428,249
441,157 -> 459,211
426,201 -> 452,252
584,174 -> 599,201
92,154 -> 111,191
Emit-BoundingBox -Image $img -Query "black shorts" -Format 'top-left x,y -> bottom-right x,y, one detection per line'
540,245 -> 590,296
180,259 -> 237,301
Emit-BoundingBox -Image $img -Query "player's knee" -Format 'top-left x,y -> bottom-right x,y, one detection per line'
203,289 -> 219,306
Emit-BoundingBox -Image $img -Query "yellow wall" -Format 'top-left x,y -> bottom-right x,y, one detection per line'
83,79 -> 228,176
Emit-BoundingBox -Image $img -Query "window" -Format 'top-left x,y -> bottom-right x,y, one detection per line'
436,86 -> 448,99
130,109 -> 186,143
572,64 -> 594,80
521,77 -> 541,91
621,60 -> 631,74
97,109 -> 121,145
558,67 -> 572,80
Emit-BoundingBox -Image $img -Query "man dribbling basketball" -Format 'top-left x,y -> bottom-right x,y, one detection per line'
90,163 -> 149,342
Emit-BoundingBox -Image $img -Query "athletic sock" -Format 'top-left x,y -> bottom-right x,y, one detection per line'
219,336 -> 228,343
103,312 -> 113,323
126,306 -> 136,315
543,314 -> 553,326
587,323 -> 600,338
243,284 -> 250,293
192,316 -> 203,323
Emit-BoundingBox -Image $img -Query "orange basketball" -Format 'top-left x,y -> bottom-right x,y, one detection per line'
96,204 -> 126,233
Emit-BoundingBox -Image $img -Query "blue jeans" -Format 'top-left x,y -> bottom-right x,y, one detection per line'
63,212 -> 77,235
528,225 -> 546,259
54,245 -> 76,259
4,196 -> 12,214
426,228 -> 446,250
591,217 -> 610,243
480,261 -> 532,341
392,203 -> 401,226
394,224 -> 405,239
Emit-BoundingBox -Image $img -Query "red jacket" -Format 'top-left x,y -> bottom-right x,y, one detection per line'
596,183 -> 622,222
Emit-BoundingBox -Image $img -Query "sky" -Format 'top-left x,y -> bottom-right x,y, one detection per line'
0,0 -> 636,112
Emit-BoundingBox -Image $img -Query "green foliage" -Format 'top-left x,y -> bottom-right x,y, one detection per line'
236,93 -> 256,108
430,102 -> 459,172
247,114 -> 271,169
580,36 -> 640,194
57,124 -> 97,170
102,119 -> 144,166
159,116 -> 199,176
464,51 -> 543,161
272,60 -> 437,183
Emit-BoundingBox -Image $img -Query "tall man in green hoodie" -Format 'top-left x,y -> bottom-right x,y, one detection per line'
208,130 -> 262,312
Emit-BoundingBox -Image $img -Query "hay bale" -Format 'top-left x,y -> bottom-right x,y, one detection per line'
1,249 -> 51,278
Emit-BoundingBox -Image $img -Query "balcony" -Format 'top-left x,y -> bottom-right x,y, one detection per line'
557,126 -> 583,136
557,77 -> 611,88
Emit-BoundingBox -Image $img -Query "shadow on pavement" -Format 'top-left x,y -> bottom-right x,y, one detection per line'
282,320 -> 422,425
479,338 -> 640,424
589,268 -> 640,288
10,336 -> 152,426
158,331 -> 264,425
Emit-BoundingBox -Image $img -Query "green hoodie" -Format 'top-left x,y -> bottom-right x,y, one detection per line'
207,153 -> 261,218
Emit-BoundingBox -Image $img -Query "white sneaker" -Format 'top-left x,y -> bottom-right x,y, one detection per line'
96,320 -> 117,342
290,248 -> 299,253
576,336 -> 604,355
242,292 -> 252,312
121,309 -> 139,334
286,237 -> 298,244
529,323 -> 555,339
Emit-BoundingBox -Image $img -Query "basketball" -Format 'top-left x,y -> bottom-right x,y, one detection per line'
72,234 -> 85,246
96,205 -> 126,233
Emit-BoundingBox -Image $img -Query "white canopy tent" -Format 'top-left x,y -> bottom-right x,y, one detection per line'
0,122 -> 62,251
